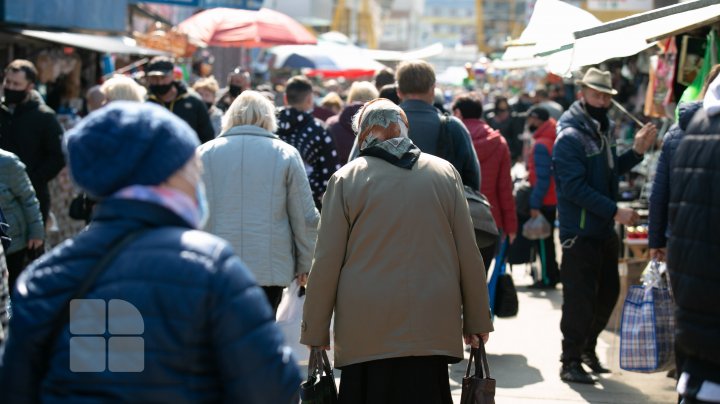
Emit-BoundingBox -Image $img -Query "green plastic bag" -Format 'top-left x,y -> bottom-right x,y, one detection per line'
677,30 -> 719,111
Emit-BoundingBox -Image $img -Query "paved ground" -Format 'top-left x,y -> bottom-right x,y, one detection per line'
448,265 -> 678,404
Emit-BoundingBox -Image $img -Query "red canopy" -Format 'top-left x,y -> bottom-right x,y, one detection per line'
177,8 -> 316,48
305,69 -> 377,79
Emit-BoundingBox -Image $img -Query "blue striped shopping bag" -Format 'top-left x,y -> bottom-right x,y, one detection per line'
619,284 -> 675,373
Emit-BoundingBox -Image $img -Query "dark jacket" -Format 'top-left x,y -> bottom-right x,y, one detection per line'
487,112 -> 525,161
528,118 -> 558,208
148,82 -> 214,144
0,100 -> 64,219
277,107 -> 342,209
463,118 -> 516,234
553,101 -> 643,240
0,198 -> 301,403
648,101 -> 702,249
400,99 -> 481,191
667,107 -> 720,384
326,102 -> 363,165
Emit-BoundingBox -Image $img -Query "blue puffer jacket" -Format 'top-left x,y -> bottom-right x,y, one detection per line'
648,101 -> 702,249
0,198 -> 301,403
553,101 -> 643,240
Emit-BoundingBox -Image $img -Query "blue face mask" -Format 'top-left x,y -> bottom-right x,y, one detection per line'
196,181 -> 209,229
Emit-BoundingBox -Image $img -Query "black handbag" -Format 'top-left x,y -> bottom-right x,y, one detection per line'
460,342 -> 496,404
437,114 -> 499,248
300,348 -> 338,404
464,186 -> 500,248
494,272 -> 519,318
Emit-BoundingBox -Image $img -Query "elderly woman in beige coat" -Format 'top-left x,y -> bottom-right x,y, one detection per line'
301,98 -> 493,404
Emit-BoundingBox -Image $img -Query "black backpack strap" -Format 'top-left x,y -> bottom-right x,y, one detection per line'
436,112 -> 455,161
43,228 -> 149,362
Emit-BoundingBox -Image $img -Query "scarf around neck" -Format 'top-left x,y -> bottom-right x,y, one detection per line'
359,137 -> 420,169
111,185 -> 201,228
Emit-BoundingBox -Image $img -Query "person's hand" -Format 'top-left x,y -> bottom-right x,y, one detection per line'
508,233 -> 517,244
614,207 -> 639,226
296,272 -> 309,287
27,239 -> 43,250
650,248 -> 666,262
633,123 -> 658,155
464,333 -> 490,348
530,209 -> 540,219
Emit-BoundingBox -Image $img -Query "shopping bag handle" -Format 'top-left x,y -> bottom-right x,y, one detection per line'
464,340 -> 491,379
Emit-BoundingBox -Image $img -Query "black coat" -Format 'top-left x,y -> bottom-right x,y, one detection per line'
0,100 -> 65,219
148,83 -> 214,144
668,106 -> 720,383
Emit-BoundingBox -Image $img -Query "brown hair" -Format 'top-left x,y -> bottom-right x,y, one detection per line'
396,60 -> 435,95
5,59 -> 38,83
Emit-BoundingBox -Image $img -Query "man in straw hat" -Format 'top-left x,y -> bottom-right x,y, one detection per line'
553,67 -> 657,384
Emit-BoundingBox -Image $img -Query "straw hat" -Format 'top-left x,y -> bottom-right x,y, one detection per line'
575,67 -> 618,95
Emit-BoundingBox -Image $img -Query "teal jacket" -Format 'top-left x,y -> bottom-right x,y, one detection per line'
0,149 -> 44,254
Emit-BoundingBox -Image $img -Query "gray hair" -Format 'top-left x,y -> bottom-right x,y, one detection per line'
222,90 -> 278,133
101,75 -> 146,102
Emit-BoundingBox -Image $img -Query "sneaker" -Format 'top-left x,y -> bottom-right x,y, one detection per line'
581,353 -> 611,374
560,361 -> 596,384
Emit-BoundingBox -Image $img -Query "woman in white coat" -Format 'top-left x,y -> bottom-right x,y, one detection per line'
198,91 -> 319,313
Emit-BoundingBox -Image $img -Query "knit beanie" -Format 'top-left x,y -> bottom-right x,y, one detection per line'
64,101 -> 199,198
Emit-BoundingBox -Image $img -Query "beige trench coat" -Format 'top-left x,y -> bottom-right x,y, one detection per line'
301,153 -> 493,368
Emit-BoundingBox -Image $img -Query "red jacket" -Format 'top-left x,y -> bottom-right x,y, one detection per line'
527,119 -> 558,207
462,119 -> 517,235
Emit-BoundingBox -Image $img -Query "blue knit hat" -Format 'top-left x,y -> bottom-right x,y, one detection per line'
64,101 -> 199,198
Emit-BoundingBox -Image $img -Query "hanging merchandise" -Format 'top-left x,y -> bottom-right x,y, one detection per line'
644,38 -> 677,118
678,29 -> 719,106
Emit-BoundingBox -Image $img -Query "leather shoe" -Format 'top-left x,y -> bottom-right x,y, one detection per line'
560,361 -> 596,384
581,353 -> 611,374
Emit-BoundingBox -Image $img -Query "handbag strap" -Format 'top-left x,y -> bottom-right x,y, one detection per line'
44,228 -> 149,359
307,348 -> 334,380
465,341 -> 492,379
436,112 -> 454,161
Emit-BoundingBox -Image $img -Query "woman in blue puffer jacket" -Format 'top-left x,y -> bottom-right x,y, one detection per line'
0,102 -> 301,403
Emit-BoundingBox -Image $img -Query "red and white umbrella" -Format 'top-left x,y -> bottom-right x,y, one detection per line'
177,8 -> 317,48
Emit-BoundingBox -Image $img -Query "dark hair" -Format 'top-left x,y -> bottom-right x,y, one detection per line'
285,75 -> 313,105
451,93 -> 483,119
396,60 -> 435,95
378,84 -> 400,105
5,59 -> 38,83
527,106 -> 550,121
494,96 -> 509,111
534,87 -> 549,99
374,68 -> 395,90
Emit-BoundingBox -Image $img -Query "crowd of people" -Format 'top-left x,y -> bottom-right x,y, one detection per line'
0,53 -> 716,404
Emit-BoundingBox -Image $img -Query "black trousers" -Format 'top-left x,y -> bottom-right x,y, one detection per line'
6,249 -> 28,292
560,233 -> 620,363
479,239 -> 498,275
338,356 -> 452,404
262,286 -> 284,315
538,206 -> 559,285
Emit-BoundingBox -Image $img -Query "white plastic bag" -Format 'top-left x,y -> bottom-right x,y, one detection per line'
522,214 -> 552,240
276,279 -> 313,366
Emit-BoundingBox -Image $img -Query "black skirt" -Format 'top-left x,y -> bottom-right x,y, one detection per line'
337,356 -> 453,404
